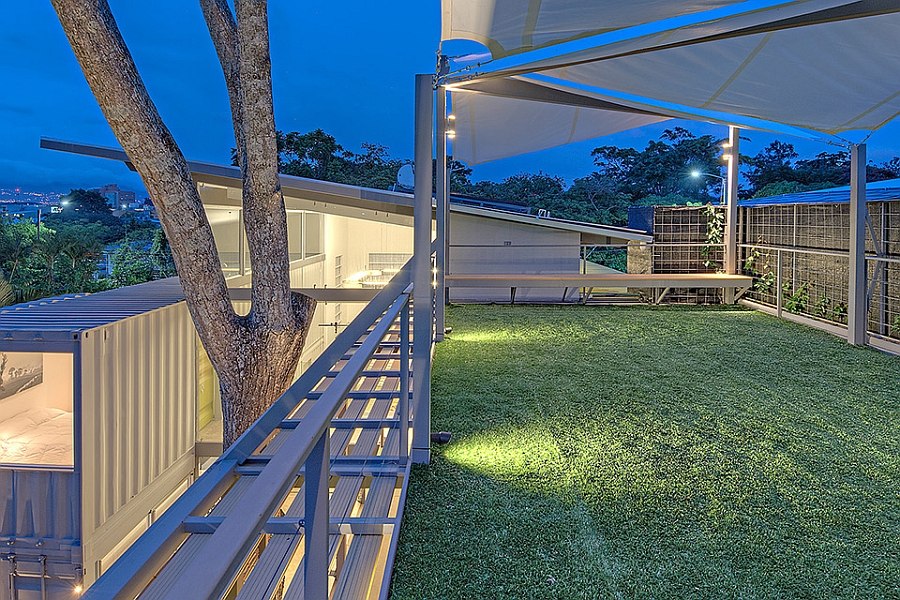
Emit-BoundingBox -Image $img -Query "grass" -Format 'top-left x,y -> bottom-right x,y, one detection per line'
389,305 -> 899,599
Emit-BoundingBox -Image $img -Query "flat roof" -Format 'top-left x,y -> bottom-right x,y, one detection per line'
0,278 -> 185,342
450,203 -> 651,241
41,138 -> 652,243
740,179 -> 900,208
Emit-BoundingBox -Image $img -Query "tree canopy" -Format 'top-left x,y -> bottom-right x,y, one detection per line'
258,126 -> 899,227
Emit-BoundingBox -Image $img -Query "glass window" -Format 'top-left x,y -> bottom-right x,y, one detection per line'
0,352 -> 74,467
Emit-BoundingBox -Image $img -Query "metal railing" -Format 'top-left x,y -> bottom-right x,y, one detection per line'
739,243 -> 900,347
82,263 -> 422,599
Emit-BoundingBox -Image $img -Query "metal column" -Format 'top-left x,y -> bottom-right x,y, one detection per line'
724,126 -> 740,303
412,73 -> 434,464
848,143 -> 867,345
303,433 -> 330,598
435,86 -> 448,341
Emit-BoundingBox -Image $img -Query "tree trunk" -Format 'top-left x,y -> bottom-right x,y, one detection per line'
52,0 -> 316,449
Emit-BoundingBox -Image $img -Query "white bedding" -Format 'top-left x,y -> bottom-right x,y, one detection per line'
0,407 -> 74,466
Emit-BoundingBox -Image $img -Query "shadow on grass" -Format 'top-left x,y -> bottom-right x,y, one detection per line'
389,305 -> 899,600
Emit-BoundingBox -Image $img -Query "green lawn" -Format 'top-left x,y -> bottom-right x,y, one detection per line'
390,305 -> 899,599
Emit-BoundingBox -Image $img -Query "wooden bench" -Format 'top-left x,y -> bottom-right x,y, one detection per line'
446,272 -> 754,304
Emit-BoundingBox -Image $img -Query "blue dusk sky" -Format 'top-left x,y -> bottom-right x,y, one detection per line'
1,2 -> 898,195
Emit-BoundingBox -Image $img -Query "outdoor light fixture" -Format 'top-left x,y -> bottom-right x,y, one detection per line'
446,129 -> 456,139
447,113 -> 456,121
689,169 -> 726,204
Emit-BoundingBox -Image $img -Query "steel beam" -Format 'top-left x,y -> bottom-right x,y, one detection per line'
412,73 -> 434,464
848,143 -> 868,345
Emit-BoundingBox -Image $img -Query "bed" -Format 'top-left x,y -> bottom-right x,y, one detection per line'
0,407 -> 74,466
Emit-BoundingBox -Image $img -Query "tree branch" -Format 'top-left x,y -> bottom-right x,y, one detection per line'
50,0 -> 239,359
199,0 -> 246,168
233,0 -> 294,329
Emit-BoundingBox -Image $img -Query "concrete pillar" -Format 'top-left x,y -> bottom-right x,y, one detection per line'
412,74 -> 434,463
848,143 -> 867,346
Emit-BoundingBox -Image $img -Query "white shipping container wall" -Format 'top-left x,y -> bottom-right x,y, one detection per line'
79,302 -> 197,581
0,467 -> 79,542
449,213 -> 582,302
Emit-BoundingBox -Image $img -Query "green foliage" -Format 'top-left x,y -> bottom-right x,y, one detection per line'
754,271 -> 776,293
584,247 -> 627,273
0,274 -> 13,307
891,314 -> 900,339
745,142 -> 900,198
0,213 -> 156,302
752,180 -> 836,199
61,188 -> 113,215
783,282 -> 810,314
249,127 -> 900,230
45,189 -> 123,243
149,228 -> 177,278
701,204 -> 725,270
831,302 -> 848,323
813,294 -> 831,318
743,249 -> 761,276
110,241 -> 153,288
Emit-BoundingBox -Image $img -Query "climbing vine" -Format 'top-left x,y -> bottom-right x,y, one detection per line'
701,205 -> 725,270
783,282 -> 810,314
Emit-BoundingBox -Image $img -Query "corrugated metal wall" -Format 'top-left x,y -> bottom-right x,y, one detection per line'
0,467 -> 79,541
79,302 -> 197,581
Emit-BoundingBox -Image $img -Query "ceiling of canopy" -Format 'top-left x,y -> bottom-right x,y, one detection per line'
440,0 -> 900,164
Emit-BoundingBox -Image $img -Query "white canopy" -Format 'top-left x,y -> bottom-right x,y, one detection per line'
441,0 -> 900,164
441,0 -> 748,59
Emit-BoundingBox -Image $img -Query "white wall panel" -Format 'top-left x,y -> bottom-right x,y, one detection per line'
79,302 -> 196,583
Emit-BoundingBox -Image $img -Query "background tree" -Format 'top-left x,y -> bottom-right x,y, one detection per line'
52,0 -> 316,446
111,242 -> 153,288
0,275 -> 13,308
149,228 -> 178,279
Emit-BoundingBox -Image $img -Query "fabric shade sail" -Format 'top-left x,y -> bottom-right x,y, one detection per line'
451,84 -> 668,165
441,0 -> 749,59
441,0 -> 900,164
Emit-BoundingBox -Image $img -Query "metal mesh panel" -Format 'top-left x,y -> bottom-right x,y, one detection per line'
652,206 -> 724,304
741,201 -> 900,340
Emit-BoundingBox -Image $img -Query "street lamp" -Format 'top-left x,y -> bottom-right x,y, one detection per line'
690,169 -> 726,205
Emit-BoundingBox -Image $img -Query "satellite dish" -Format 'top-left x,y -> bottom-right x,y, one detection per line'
396,164 -> 415,191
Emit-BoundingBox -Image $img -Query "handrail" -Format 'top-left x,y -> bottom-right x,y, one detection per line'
180,290 -> 411,599
739,242 -> 849,259
448,242 -> 723,249
740,242 -> 900,263
84,262 -> 415,600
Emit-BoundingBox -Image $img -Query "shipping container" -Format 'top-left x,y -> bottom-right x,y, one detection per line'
0,279 -> 200,598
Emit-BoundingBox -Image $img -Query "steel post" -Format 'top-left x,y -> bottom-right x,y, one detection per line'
412,74 -> 434,464
304,432 -> 330,598
435,87 -> 448,341
776,249 -> 783,317
724,126 -> 740,302
848,143 -> 867,345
